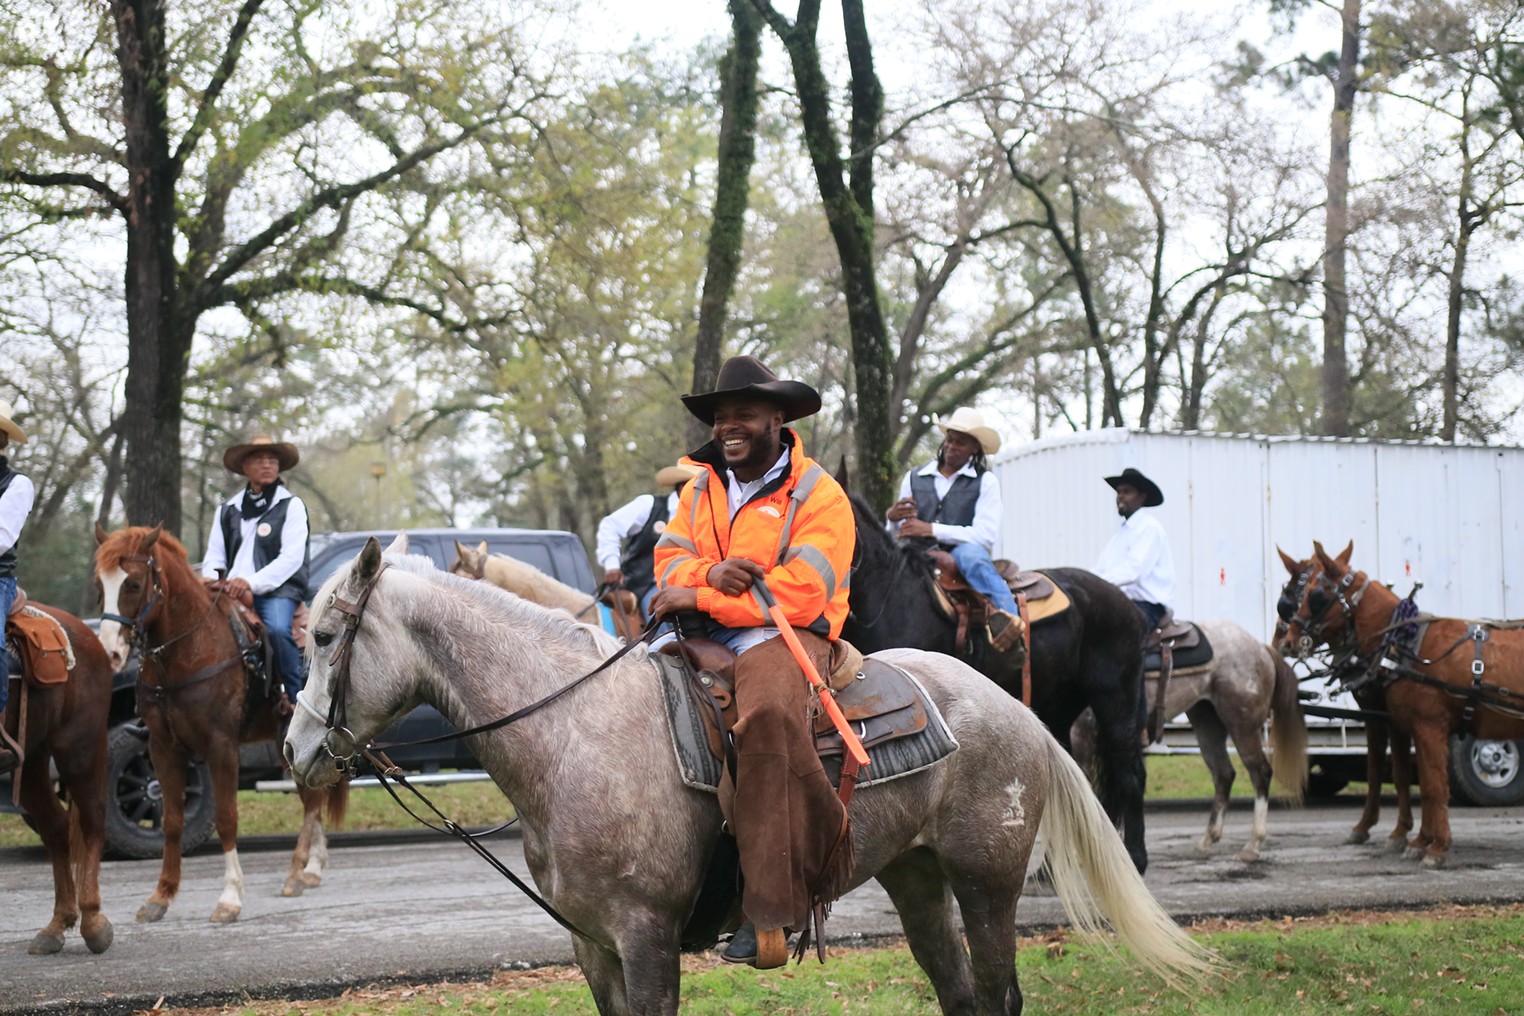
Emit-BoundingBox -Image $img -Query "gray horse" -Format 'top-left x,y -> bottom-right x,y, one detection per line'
285,536 -> 1211,1015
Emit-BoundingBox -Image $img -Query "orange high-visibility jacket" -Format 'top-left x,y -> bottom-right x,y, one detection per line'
654,431 -> 854,637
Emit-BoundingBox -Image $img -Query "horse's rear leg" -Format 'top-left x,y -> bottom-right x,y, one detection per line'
138,738 -> 190,923
206,747 -> 244,923
1093,712 -> 1148,874
1186,702 -> 1233,859
18,752 -> 78,954
283,786 -> 327,896
1389,730 -> 1415,850
950,868 -> 1023,1015
1406,724 -> 1452,868
573,915 -> 681,1015
1222,713 -> 1274,862
876,848 -> 979,1014
54,739 -> 113,953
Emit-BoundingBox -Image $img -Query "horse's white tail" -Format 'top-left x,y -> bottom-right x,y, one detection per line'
1039,736 -> 1218,986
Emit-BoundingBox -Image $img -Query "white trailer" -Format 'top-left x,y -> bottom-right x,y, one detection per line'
991,428 -> 1524,802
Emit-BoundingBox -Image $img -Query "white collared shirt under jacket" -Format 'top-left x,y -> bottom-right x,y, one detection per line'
1094,508 -> 1175,607
595,491 -> 682,571
200,484 -> 309,596
885,460 -> 1003,555
0,472 -> 35,558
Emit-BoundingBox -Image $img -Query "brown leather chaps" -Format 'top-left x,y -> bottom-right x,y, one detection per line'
728,631 -> 850,933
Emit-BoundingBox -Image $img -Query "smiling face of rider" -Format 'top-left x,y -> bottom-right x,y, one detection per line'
712,395 -> 785,483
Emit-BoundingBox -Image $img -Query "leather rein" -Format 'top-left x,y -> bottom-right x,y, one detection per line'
103,552 -> 245,700
302,559 -> 662,943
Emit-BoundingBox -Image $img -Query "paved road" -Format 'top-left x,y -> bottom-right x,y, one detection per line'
3,798 -> 1523,1014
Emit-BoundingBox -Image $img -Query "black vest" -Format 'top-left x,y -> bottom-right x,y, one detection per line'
619,494 -> 671,600
910,467 -> 984,529
0,458 -> 20,578
218,492 -> 310,601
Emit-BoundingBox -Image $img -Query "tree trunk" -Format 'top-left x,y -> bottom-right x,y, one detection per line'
114,0 -> 190,532
1443,126 -> 1477,443
690,0 -> 763,449
1321,0 -> 1360,438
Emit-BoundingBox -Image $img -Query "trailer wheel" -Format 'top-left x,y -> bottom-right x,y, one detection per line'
1449,735 -> 1524,807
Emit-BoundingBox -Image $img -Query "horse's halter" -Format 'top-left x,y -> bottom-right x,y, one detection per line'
100,552 -> 164,651
301,560 -> 389,777
1287,566 -> 1370,656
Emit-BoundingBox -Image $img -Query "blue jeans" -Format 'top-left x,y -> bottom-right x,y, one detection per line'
651,620 -> 780,656
0,577 -> 13,715
1133,600 -> 1166,632
951,542 -> 1017,613
256,595 -> 305,701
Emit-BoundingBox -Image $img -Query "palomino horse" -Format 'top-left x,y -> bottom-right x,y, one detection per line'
840,493 -> 1152,873
1277,540 -> 1524,868
94,525 -> 348,922
449,539 -> 643,640
286,537 -> 1211,1015
5,601 -> 114,954
1275,548 -> 1413,851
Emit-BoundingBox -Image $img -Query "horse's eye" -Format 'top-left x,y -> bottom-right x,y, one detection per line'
123,579 -> 140,593
313,630 -> 335,648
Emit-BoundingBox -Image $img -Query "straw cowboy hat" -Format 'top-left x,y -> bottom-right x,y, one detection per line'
655,461 -> 702,488
680,355 -> 822,425
223,434 -> 300,474
0,400 -> 26,446
1105,466 -> 1164,507
932,407 -> 1001,456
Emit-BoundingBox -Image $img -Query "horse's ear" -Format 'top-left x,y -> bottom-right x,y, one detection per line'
357,536 -> 384,582
1336,540 -> 1353,567
1277,546 -> 1299,575
141,523 -> 163,552
95,522 -> 110,546
384,531 -> 408,556
834,455 -> 850,491
475,540 -> 488,555
1312,540 -> 1335,571
453,539 -> 470,562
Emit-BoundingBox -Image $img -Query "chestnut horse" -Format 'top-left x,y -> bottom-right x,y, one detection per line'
93,525 -> 347,923
1276,540 -> 1523,867
1274,548 -> 1413,851
6,602 -> 114,954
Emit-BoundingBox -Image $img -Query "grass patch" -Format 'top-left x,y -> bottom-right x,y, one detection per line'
166,903 -> 1524,1015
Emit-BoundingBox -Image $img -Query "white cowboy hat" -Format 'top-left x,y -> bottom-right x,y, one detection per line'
932,407 -> 1001,455
654,461 -> 702,488
0,400 -> 27,446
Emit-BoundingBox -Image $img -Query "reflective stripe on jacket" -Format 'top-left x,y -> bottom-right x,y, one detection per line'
654,430 -> 854,638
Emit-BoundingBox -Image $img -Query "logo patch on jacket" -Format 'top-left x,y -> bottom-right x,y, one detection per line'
756,505 -> 782,519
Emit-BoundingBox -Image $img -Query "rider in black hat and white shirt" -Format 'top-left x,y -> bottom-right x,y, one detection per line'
1094,467 -> 1175,632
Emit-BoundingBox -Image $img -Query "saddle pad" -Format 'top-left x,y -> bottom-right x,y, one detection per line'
1144,622 -> 1213,673
655,653 -> 960,793
6,607 -> 75,685
1024,582 -> 1072,625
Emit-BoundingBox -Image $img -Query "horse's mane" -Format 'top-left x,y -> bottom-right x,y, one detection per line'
95,526 -> 195,580
483,553 -> 591,613
846,492 -> 940,596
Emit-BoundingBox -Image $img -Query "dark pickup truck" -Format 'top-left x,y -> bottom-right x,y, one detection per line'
3,526 -> 596,859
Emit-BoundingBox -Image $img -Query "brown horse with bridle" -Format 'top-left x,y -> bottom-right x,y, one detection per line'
5,598 -> 115,954
1275,540 -> 1523,868
93,524 -> 347,923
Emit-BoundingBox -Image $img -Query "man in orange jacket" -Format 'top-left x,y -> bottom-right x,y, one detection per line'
651,355 -> 856,968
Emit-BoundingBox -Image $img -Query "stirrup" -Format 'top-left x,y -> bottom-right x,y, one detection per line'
987,610 -> 1025,653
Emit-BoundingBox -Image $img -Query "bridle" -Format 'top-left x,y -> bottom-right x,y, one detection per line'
100,552 -> 164,647
1287,567 -> 1371,657
299,560 -> 390,777
102,551 -> 241,699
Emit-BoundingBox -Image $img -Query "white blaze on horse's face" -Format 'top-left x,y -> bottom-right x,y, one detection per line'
96,566 -> 131,672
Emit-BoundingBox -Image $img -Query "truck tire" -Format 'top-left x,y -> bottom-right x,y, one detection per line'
104,724 -> 217,860
1449,735 -> 1524,807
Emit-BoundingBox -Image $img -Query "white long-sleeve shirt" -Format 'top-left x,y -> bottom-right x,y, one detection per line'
1094,509 -> 1175,607
595,491 -> 682,571
886,461 -> 1003,554
0,471 -> 35,556
201,485 -> 309,595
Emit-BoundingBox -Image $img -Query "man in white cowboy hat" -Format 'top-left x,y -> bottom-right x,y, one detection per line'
594,459 -> 702,620
0,400 -> 35,773
885,406 -> 1023,653
1094,466 -> 1175,632
201,435 -> 311,710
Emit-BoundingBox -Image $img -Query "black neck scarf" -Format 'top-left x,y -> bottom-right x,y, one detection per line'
241,477 -> 281,520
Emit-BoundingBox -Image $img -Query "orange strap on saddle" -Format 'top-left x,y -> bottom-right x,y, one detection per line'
1018,592 -> 1032,707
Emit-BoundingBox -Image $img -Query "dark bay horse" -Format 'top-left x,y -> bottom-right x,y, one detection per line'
6,602 -> 114,954
1277,540 -> 1524,868
1275,547 -> 1413,851
841,493 -> 1151,872
286,537 -> 1212,1015
94,525 -> 347,922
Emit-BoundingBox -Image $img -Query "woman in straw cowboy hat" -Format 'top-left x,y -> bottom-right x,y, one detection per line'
594,459 -> 703,620
0,400 -> 34,772
200,435 -> 311,710
885,406 -> 1024,653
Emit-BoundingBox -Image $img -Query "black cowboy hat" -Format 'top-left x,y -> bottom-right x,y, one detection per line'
1105,467 -> 1164,507
680,355 -> 821,425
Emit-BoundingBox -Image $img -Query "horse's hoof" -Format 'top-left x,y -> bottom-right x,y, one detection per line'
27,933 -> 64,955
83,919 -> 115,954
1385,836 -> 1408,854
1236,846 -> 1262,863
300,871 -> 322,888
1422,853 -> 1447,870
1344,830 -> 1370,845
281,879 -> 304,898
1402,846 -> 1424,862
136,901 -> 167,923
1194,844 -> 1214,860
209,903 -> 240,924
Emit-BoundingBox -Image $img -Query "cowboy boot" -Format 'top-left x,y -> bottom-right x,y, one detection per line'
987,609 -> 1026,654
722,921 -> 788,968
